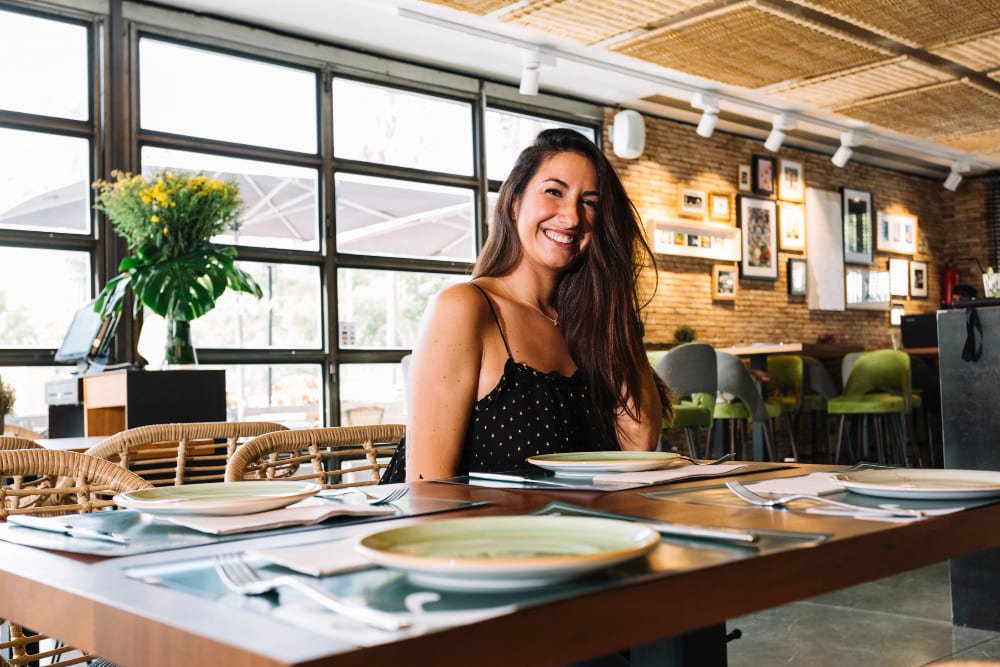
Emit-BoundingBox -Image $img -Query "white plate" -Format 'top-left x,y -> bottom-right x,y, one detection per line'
356,515 -> 659,591
832,469 -> 1000,500
114,481 -> 321,516
526,451 -> 681,478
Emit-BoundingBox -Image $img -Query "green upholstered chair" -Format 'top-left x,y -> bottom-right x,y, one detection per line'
827,349 -> 915,466
801,356 -> 839,460
710,351 -> 777,461
653,343 -> 716,458
765,355 -> 802,461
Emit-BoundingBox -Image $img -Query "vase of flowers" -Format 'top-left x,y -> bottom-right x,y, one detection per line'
92,170 -> 262,365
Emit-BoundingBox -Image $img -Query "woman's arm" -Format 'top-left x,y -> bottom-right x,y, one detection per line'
404,284 -> 486,481
615,365 -> 664,451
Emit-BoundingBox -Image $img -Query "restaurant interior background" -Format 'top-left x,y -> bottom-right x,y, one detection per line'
2,0 -> 999,437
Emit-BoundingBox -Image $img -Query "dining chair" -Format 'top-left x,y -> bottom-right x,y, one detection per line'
653,343 -> 717,458
2,424 -> 42,439
0,449 -> 150,667
85,421 -> 288,487
764,355 -> 802,461
710,351 -> 777,461
225,424 -> 406,488
827,349 -> 915,466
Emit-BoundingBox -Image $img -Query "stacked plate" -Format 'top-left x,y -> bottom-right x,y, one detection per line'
832,469 -> 1000,500
526,451 -> 680,478
114,481 -> 321,516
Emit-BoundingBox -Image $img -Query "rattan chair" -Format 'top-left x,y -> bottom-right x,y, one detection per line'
226,424 -> 406,488
2,424 -> 42,439
85,421 -> 288,487
0,449 -> 150,667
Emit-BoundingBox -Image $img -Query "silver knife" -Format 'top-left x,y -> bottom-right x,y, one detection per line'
469,472 -> 581,488
537,502 -> 759,543
7,514 -> 130,544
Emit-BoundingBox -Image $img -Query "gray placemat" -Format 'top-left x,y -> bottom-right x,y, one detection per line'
0,496 -> 487,557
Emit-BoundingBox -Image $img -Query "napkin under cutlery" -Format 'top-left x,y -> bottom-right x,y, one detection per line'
741,472 -> 844,496
592,463 -> 748,485
248,538 -> 375,576
165,500 -> 395,535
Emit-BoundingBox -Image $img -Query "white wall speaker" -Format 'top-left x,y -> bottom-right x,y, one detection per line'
612,109 -> 645,159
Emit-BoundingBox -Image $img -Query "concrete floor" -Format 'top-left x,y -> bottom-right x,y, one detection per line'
727,562 -> 1000,666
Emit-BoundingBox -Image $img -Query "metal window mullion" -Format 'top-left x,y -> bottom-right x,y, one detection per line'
322,67 -> 338,427
332,158 -> 478,190
137,131 -> 323,169
475,83 -> 489,254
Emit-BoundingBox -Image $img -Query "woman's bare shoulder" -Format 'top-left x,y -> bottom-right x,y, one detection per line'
431,282 -> 493,318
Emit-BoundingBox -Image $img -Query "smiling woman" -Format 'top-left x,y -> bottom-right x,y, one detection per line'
382,129 -> 671,483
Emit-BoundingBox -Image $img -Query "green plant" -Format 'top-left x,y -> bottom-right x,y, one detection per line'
673,324 -> 697,343
0,376 -> 15,416
93,170 -> 262,323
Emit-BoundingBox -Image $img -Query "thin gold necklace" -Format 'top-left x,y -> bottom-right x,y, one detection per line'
495,282 -> 559,327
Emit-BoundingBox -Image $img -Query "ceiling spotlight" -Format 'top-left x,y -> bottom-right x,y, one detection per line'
944,160 -> 970,191
832,130 -> 862,168
764,113 -> 796,152
518,48 -> 555,96
691,92 -> 720,138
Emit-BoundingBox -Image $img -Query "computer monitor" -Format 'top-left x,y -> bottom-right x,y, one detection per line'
54,300 -> 119,370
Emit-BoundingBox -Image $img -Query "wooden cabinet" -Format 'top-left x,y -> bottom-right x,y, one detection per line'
82,370 -> 226,436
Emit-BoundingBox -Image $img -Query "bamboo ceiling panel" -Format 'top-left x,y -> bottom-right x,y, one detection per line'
930,29 -> 1000,72
837,80 -> 1000,140
936,127 -> 1000,158
763,56 -> 951,109
792,0 -> 1000,47
419,0 -> 517,14
498,0 -> 716,45
611,2 -> 888,89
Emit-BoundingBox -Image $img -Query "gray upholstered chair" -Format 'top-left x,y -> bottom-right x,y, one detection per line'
654,343 -> 716,458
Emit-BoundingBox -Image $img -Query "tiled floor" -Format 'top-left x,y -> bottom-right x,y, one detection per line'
727,562 -> 1000,666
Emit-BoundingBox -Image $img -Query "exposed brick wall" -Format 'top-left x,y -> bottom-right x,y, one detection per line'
603,109 -> 990,349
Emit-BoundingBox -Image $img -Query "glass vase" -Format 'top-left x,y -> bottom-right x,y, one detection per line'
165,318 -> 197,365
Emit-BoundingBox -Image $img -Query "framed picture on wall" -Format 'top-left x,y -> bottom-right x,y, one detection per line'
709,192 -> 732,222
679,187 -> 707,219
842,187 -> 873,265
889,257 -> 909,296
752,154 -> 777,196
876,211 -> 918,255
712,264 -> 738,300
910,260 -> 928,297
738,164 -> 751,192
738,195 -> 778,280
778,201 -> 805,251
845,267 -> 890,310
778,159 -> 804,202
890,302 -> 906,326
787,257 -> 808,296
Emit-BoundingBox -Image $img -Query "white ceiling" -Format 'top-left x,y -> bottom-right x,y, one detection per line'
145,0 -> 1000,178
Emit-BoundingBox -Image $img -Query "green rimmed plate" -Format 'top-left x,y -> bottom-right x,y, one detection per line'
833,468 -> 1000,500
527,451 -> 680,477
114,481 -> 321,516
356,515 -> 659,591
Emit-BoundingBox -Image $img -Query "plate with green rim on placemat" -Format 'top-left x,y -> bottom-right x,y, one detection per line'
832,469 -> 1000,500
114,481 -> 321,516
356,515 -> 659,591
526,451 -> 680,477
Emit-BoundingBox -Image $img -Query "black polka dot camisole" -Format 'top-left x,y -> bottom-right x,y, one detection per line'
381,283 -> 613,483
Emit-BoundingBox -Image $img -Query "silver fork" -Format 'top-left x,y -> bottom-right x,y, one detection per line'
213,553 -> 409,631
677,453 -> 736,466
317,486 -> 409,505
724,481 -> 925,518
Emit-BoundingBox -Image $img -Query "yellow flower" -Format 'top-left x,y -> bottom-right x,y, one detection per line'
163,226 -> 169,236
151,215 -> 159,223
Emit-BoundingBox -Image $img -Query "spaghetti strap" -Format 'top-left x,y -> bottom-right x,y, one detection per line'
470,282 -> 513,359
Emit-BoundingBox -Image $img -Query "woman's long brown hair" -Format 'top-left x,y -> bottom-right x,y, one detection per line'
474,128 -> 669,445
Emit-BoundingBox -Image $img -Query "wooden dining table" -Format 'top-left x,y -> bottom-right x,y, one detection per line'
2,463 -> 999,666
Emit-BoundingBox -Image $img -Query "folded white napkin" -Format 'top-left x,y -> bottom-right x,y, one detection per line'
165,499 -> 394,535
248,538 -> 374,576
743,472 -> 844,496
592,463 -> 747,486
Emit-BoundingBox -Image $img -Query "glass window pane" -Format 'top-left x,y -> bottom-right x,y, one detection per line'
339,363 -> 405,426
335,173 -> 475,261
337,269 -> 465,349
210,364 -> 322,428
333,79 -> 473,175
0,128 -> 91,234
137,262 -> 322,362
485,108 -> 596,181
139,39 -> 317,153
0,248 -> 90,348
0,366 -> 64,435
0,10 -> 88,120
142,147 -> 320,251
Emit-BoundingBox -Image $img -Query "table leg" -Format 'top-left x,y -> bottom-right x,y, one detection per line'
630,623 -> 727,667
